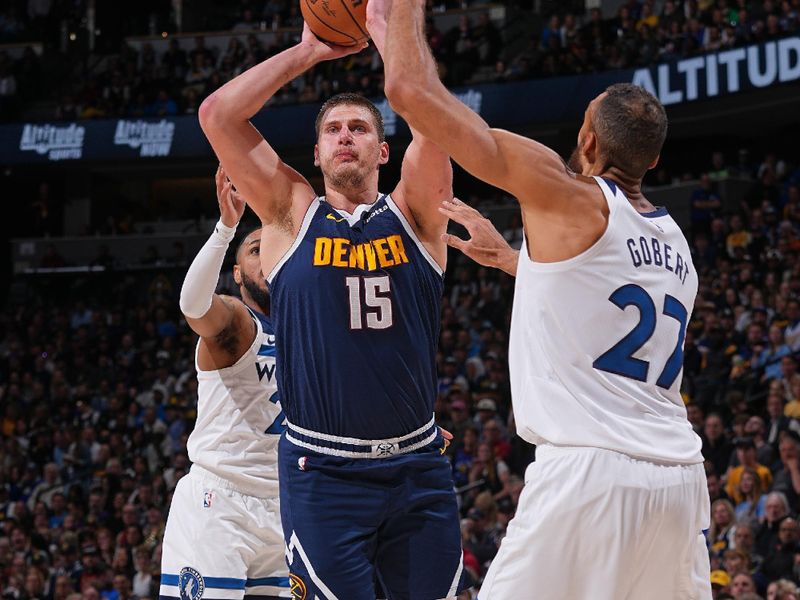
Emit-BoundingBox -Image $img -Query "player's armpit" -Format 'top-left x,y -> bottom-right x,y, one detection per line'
195,296 -> 258,371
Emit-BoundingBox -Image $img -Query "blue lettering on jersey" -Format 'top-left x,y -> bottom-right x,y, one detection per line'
626,237 -> 689,284
256,362 -> 276,383
265,391 -> 286,434
593,284 -> 689,388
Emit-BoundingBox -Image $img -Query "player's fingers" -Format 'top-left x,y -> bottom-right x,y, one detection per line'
451,197 -> 484,220
441,232 -> 470,252
215,166 -> 225,194
438,203 -> 470,226
220,179 -> 232,204
442,198 -> 480,222
439,427 -> 453,441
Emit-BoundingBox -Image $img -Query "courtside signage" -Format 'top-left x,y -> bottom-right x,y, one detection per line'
19,123 -> 85,161
114,119 -> 176,157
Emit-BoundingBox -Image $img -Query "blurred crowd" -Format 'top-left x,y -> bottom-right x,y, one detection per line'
1,0 -> 799,121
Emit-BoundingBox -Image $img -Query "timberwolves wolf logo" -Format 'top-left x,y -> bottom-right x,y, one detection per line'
376,442 -> 395,457
179,567 -> 204,600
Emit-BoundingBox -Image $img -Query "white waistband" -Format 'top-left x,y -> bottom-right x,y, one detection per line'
285,416 -> 438,459
285,415 -> 436,446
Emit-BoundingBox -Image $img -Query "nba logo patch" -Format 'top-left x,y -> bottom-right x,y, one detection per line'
179,566 -> 204,600
203,491 -> 213,508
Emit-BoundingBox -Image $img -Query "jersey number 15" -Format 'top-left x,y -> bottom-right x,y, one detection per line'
345,276 -> 394,330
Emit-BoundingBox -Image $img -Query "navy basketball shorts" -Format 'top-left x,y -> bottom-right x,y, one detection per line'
278,432 -> 465,600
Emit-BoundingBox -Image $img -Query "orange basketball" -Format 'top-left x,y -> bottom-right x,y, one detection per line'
300,0 -> 369,47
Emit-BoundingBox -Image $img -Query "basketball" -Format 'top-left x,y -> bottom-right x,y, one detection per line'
300,0 -> 369,47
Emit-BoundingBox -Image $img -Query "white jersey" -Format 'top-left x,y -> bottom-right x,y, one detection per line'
187,309 -> 284,497
509,176 -> 702,465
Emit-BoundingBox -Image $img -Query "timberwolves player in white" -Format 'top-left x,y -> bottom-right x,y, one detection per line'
160,166 -> 289,600
371,1 -> 711,598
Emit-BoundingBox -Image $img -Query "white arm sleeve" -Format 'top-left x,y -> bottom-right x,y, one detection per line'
179,220 -> 237,319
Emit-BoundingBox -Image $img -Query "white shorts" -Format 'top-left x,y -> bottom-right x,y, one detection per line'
160,466 -> 290,599
479,445 -> 712,600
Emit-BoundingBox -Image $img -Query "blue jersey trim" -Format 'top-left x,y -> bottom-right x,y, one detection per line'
160,574 -> 246,590
257,344 -> 276,357
245,577 -> 290,588
601,177 -> 618,195
640,207 -> 669,218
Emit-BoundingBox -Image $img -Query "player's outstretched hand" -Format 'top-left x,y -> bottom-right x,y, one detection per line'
438,197 -> 520,276
301,23 -> 367,63
216,165 -> 246,228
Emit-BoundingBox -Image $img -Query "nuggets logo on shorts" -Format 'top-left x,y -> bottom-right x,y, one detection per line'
376,442 -> 395,457
289,573 -> 307,600
179,567 -> 204,600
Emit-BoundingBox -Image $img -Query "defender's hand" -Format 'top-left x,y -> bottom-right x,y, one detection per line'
301,23 -> 367,63
439,197 -> 519,276
216,165 -> 246,228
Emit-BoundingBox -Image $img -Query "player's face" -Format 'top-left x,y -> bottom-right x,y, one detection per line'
314,104 -> 389,190
234,229 -> 269,313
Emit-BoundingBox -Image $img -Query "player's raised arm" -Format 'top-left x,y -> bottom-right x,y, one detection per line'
179,167 -> 255,368
198,25 -> 365,230
366,11 -> 451,268
373,0 -> 574,208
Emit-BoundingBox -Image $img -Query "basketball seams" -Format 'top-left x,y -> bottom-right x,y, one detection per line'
337,0 -> 369,42
302,0 -> 359,46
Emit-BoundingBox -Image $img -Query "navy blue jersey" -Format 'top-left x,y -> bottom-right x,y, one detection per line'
268,195 -> 444,439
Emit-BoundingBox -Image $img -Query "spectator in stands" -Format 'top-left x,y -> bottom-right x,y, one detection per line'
453,425 -> 478,489
733,468 -> 767,523
755,325 -> 793,382
711,568 -> 732,597
784,300 -> 800,350
730,572 -> 757,597
468,442 -> 510,503
766,578 -> 800,600
709,499 -> 736,554
761,517 -> 800,583
756,492 -> 791,557
733,522 -> 764,571
766,392 -> 792,446
722,547 -> 750,577
481,419 -> 510,462
771,433 -> 800,510
704,412 -> 734,477
692,174 -> 723,238
708,470 -> 730,504
727,437 -> 773,502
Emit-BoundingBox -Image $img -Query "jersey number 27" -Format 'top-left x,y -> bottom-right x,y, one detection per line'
593,284 -> 688,389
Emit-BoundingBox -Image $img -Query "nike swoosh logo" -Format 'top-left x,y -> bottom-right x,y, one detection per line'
326,214 -> 345,223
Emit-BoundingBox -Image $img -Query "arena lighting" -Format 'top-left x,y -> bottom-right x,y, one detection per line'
161,31 -> 168,38
68,32 -> 76,41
